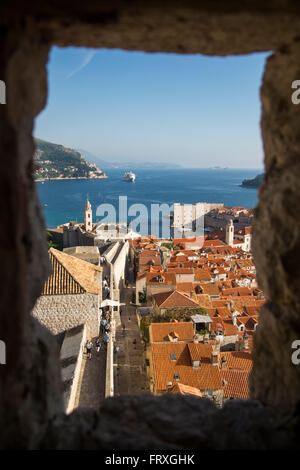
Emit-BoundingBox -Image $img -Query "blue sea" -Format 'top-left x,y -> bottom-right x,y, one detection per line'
36,168 -> 261,233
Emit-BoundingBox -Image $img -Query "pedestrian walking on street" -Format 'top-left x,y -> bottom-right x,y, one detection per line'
104,333 -> 110,345
95,337 -> 101,352
85,339 -> 93,360
122,323 -> 126,335
100,318 -> 107,334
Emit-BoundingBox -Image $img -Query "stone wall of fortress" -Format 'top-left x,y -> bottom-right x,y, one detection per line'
63,227 -> 95,248
201,202 -> 224,213
32,292 -> 100,338
112,241 -> 129,290
204,214 -> 252,230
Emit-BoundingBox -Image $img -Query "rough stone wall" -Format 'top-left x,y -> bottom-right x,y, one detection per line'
112,241 -> 129,290
33,292 -> 100,338
14,1 -> 300,55
251,41 -> 300,407
0,22 -> 65,449
47,229 -> 64,250
41,394 -> 298,450
63,226 -> 95,248
62,325 -> 87,415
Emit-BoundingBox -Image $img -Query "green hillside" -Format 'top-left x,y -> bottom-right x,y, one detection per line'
34,138 -> 107,180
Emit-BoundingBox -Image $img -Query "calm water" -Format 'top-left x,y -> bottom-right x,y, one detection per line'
36,168 -> 261,231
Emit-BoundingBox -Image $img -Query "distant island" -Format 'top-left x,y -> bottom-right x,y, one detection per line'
241,173 -> 264,188
34,139 -> 107,181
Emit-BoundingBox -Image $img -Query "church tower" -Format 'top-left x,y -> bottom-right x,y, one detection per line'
226,219 -> 234,246
84,198 -> 93,232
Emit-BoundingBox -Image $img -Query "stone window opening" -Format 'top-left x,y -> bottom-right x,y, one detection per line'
1,3 -> 300,450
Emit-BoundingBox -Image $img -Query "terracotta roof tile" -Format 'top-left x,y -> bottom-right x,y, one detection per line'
220,351 -> 252,371
195,294 -> 213,309
146,272 -> 176,285
153,290 -> 200,308
170,382 -> 202,397
43,248 -> 102,295
150,322 -> 194,342
221,369 -> 250,399
152,342 -> 223,392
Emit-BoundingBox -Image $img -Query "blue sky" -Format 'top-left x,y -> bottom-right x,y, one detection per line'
34,47 -> 269,169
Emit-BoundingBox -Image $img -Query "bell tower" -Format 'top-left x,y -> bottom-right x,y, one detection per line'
84,198 -> 93,232
226,219 -> 234,246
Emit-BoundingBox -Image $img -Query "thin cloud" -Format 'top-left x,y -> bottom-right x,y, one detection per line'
65,50 -> 97,79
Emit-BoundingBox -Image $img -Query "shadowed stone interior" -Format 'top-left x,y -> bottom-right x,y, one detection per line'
0,0 -> 300,449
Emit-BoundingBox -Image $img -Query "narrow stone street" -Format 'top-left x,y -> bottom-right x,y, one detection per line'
73,258 -> 111,410
74,258 -> 149,410
114,267 -> 149,395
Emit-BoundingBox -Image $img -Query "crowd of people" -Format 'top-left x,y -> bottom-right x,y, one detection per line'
84,307 -> 111,360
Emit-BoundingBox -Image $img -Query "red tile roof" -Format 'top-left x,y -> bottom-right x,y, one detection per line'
152,342 -> 223,392
153,290 -> 200,308
221,369 -> 249,399
42,248 -> 102,295
150,322 -> 194,342
220,351 -> 252,371
170,382 -> 202,397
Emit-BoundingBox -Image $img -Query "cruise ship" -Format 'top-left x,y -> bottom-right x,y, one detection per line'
123,171 -> 136,182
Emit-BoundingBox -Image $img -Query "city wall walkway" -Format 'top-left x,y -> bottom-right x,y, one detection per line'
114,275 -> 149,395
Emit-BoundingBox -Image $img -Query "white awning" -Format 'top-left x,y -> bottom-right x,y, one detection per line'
100,299 -> 125,307
191,314 -> 212,323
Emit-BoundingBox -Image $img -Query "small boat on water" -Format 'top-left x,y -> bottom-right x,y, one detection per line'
123,171 -> 136,182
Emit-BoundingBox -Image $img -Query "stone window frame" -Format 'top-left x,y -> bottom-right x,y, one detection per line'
1,3 -> 300,450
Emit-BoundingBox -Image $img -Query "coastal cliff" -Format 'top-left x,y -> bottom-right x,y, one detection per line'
34,138 -> 107,181
241,173 -> 264,188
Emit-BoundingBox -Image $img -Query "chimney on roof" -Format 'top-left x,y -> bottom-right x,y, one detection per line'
235,336 -> 243,351
169,331 -> 179,342
243,331 -> 249,350
211,344 -> 219,366
231,311 -> 237,326
203,333 -> 209,344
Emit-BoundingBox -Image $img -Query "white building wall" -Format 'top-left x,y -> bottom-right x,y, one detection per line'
173,202 -> 224,237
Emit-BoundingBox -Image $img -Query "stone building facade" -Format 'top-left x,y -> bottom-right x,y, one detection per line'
32,248 -> 102,338
34,291 -> 99,338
